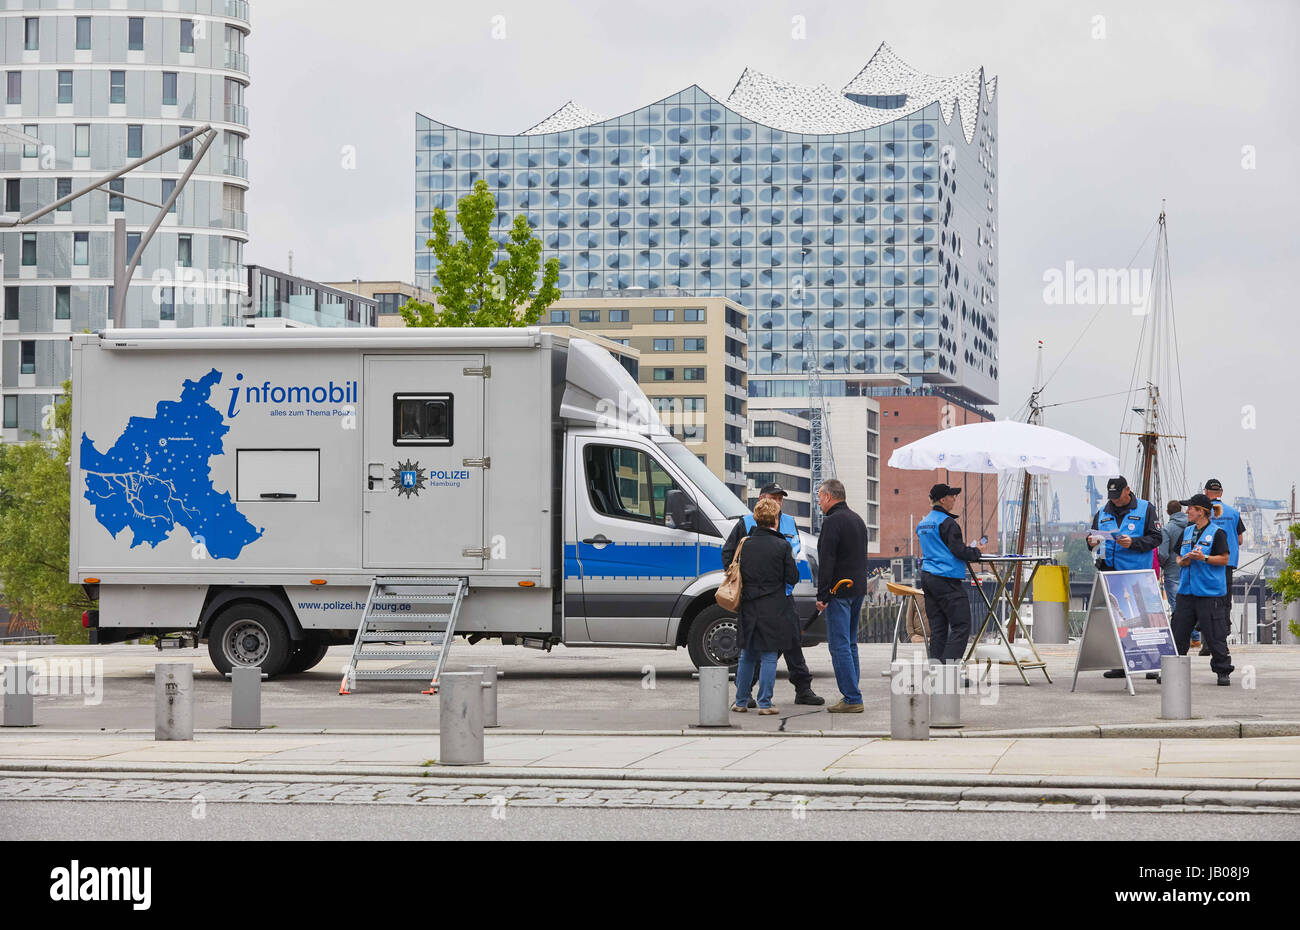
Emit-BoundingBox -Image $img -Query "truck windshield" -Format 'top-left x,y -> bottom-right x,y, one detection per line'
659,441 -> 748,520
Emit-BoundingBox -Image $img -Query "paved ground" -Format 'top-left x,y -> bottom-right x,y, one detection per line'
5,795 -> 1295,840
3,642 -> 1298,734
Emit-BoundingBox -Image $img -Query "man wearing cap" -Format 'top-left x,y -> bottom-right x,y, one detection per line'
1088,476 -> 1162,679
1202,479 -> 1246,654
1172,493 -> 1234,685
915,484 -> 984,662
721,482 -> 824,706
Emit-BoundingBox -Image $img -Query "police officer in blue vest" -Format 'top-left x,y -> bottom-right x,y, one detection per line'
1171,493 -> 1234,685
721,483 -> 824,706
1088,476 -> 1162,679
915,483 -> 984,662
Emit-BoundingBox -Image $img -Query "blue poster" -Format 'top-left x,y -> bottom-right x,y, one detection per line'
1100,570 -> 1177,672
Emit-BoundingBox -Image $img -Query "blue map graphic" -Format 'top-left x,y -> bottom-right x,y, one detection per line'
81,368 -> 263,559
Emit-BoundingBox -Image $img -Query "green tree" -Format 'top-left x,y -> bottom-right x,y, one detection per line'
402,179 -> 561,328
1273,525 -> 1300,637
0,383 -> 91,642
1062,536 -> 1096,579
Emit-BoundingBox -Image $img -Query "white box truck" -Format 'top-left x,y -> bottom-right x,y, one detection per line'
70,327 -> 821,676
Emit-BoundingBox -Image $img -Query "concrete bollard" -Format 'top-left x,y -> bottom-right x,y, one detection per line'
1160,655 -> 1192,720
225,666 -> 267,729
438,672 -> 484,765
696,665 -> 731,727
890,661 -> 929,740
2,663 -> 36,727
467,665 -> 500,728
929,661 -> 963,729
154,663 -> 193,741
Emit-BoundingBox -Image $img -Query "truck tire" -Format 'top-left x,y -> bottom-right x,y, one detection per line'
686,604 -> 741,669
281,636 -> 331,675
207,603 -> 292,678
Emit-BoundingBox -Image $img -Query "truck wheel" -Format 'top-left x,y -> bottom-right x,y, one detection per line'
686,605 -> 741,669
281,636 -> 331,675
208,603 -> 291,678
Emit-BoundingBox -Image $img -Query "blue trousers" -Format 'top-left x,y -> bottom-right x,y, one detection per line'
735,649 -> 778,709
824,594 -> 864,704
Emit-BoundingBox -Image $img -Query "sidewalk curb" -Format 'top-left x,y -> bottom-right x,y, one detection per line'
10,720 -> 1300,739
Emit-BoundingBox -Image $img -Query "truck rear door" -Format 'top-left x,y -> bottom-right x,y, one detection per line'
362,354 -> 486,570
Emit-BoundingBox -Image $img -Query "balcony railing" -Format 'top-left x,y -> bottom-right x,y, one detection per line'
222,209 -> 248,231
223,104 -> 248,126
225,0 -> 250,22
224,48 -> 250,73
223,156 -> 248,179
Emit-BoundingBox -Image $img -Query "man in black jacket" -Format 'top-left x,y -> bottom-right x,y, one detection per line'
815,479 -> 869,713
720,483 -> 824,706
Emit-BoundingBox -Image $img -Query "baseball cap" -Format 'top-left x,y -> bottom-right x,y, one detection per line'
759,482 -> 788,497
1181,493 -> 1214,510
1106,476 -> 1128,500
929,483 -> 962,502
1203,478 -> 1223,492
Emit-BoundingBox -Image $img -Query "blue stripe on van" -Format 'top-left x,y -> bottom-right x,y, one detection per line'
566,541 -> 812,581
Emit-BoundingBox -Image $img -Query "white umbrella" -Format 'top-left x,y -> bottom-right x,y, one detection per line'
887,420 -> 1119,477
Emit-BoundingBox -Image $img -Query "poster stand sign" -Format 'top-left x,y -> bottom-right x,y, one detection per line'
1071,569 -> 1177,696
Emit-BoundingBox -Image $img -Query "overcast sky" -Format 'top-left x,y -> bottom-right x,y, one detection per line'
245,0 -> 1300,524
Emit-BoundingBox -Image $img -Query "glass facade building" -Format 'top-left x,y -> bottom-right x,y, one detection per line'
415,43 -> 998,406
1,0 -> 251,437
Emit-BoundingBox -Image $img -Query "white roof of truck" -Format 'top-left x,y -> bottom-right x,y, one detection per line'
80,327 -> 559,352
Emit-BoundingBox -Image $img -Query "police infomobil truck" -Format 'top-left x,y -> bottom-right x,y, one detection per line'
70,327 -> 820,677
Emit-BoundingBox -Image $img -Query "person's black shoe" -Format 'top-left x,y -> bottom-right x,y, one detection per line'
1102,669 -> 1127,679
1146,671 -> 1161,681
1217,674 -> 1231,686
747,698 -> 757,708
794,690 -> 825,706
1199,644 -> 1212,657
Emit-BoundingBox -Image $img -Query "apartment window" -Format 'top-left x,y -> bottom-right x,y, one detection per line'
108,178 -> 124,212
6,72 -> 20,105
21,233 -> 36,266
652,368 -> 674,381
180,20 -> 195,54
4,288 -> 18,321
75,125 -> 90,157
651,397 -> 675,414
73,232 -> 89,266
162,72 -> 177,106
5,179 -> 19,213
76,17 -> 91,50
127,233 -> 142,262
127,125 -> 143,159
753,421 -> 776,437
683,367 -> 706,380
177,235 -> 192,268
55,287 -> 70,321
608,309 -> 628,322
684,308 -> 705,321
653,338 -> 674,352
684,337 -> 705,351
654,309 -> 675,322
578,309 -> 599,323
549,309 -> 570,323
110,71 -> 126,104
20,341 -> 36,376
24,17 -> 39,51
129,17 -> 145,51
3,397 -> 16,430
159,287 -> 175,321
682,397 -> 705,412
610,338 -> 630,346
179,127 -> 194,160
22,125 -> 39,158
161,178 -> 177,212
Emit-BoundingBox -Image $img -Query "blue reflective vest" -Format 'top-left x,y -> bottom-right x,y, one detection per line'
1209,500 -> 1242,567
1096,498 -> 1152,571
1179,523 -> 1226,597
916,508 -> 966,579
743,512 -> 800,594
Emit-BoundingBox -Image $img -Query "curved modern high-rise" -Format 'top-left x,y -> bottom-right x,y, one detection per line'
1,0 -> 250,438
416,43 -> 998,405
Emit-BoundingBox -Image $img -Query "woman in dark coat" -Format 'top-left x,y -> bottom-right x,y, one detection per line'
732,499 -> 801,714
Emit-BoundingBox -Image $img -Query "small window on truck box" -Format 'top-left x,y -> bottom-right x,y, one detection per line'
236,449 -> 320,502
393,393 -> 453,446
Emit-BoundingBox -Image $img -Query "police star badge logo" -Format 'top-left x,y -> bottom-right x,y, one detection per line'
390,460 -> 427,498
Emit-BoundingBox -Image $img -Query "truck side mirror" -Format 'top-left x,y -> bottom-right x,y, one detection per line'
665,489 -> 695,531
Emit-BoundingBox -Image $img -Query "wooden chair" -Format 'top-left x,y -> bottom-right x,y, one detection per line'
885,581 -> 929,667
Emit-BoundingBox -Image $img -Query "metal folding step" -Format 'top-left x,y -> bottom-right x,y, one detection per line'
339,575 -> 467,694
